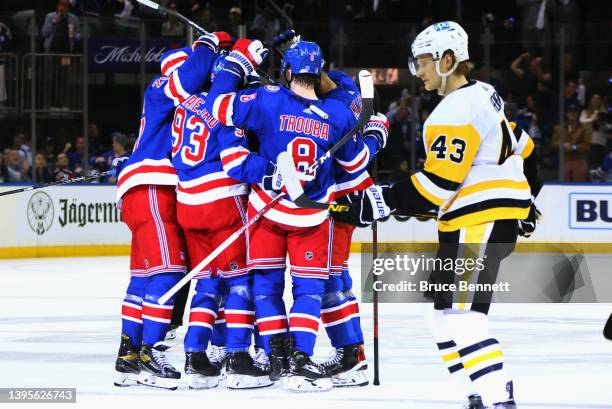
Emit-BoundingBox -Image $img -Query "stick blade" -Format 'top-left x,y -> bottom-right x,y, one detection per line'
276,151 -> 304,202
358,70 -> 374,99
135,0 -> 160,10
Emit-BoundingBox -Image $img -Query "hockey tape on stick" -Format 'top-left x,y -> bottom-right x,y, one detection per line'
157,193 -> 284,305
282,70 -> 374,210
0,170 -> 115,197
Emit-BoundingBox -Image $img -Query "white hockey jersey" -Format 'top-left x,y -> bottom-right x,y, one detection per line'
410,80 -> 534,232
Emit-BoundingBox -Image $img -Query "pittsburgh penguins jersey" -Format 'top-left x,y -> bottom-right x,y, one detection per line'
390,80 -> 534,232
116,46 -> 216,201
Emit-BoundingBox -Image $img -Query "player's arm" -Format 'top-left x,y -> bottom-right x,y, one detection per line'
204,39 -> 268,130
218,126 -> 268,184
510,122 -> 542,198
163,33 -> 230,106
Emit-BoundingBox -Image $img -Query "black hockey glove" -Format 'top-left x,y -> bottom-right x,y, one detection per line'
330,185 -> 392,227
518,204 -> 541,238
271,29 -> 301,57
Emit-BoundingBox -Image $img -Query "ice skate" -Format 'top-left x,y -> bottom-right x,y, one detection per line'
463,394 -> 485,409
114,334 -> 140,387
268,335 -> 291,381
208,345 -> 228,380
185,351 -> 220,389
226,351 -> 273,389
287,350 -> 333,392
138,342 -> 181,390
320,344 -> 368,387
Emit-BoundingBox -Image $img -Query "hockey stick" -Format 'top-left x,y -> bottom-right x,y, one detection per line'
0,170 -> 114,197
158,72 -> 374,305
371,157 -> 381,386
278,70 -> 374,210
135,0 -> 329,120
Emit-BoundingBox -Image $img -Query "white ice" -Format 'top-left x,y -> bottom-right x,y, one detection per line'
0,256 -> 611,409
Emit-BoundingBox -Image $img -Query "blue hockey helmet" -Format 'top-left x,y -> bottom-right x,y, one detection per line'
160,46 -> 192,76
281,41 -> 324,76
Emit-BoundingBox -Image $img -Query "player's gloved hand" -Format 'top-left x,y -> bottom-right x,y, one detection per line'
244,71 -> 261,88
214,31 -> 234,51
111,155 -> 130,177
225,39 -> 269,77
271,29 -> 301,56
262,162 -> 284,193
518,203 -> 541,237
192,32 -> 224,53
363,112 -> 389,151
330,185 -> 392,227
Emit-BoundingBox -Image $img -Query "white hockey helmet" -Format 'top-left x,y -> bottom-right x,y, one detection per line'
408,21 -> 469,76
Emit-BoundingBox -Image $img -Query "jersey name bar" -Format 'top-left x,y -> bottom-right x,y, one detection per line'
279,115 -> 330,140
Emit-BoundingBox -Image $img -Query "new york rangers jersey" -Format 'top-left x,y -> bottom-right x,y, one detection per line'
325,70 -> 374,199
205,69 -> 376,227
116,46 -> 217,201
171,91 -> 268,205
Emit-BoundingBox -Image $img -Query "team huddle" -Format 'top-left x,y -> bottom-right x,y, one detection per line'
113,20 -> 539,409
113,29 -> 387,393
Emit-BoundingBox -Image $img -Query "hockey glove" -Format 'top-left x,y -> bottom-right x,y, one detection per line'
330,185 -> 392,227
518,204 -> 541,238
225,39 -> 269,78
271,29 -> 301,57
111,155 -> 130,177
244,71 -> 261,88
262,162 -> 284,193
363,112 -> 389,151
192,31 -> 233,53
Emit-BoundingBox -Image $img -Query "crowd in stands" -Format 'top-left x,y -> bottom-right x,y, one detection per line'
0,0 -> 610,184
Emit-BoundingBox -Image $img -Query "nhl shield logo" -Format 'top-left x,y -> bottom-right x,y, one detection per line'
230,261 -> 238,270
27,191 -> 54,235
305,251 -> 314,261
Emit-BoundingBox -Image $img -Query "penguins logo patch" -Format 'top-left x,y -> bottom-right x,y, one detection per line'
305,251 -> 313,260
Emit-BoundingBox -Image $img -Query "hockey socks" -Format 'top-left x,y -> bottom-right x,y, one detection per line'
121,276 -> 146,348
321,289 -> 363,348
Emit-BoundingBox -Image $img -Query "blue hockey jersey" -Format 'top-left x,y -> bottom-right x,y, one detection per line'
205,68 -> 376,227
171,91 -> 268,205
325,70 -> 375,199
116,46 -> 217,201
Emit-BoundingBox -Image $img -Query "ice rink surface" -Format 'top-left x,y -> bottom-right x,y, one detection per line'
1,256 -> 611,409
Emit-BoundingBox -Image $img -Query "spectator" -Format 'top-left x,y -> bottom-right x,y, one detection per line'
563,80 -> 579,110
41,0 -> 81,53
193,7 -> 219,33
590,152 -> 612,183
161,3 -> 185,36
510,52 -> 552,116
105,132 -> 129,183
250,5 -> 281,40
13,131 -> 32,170
516,95 -> 542,142
227,7 -> 243,39
2,148 -> 29,182
516,0 -> 556,59
384,106 -> 412,170
54,152 -> 76,181
580,94 -> 611,167
114,0 -> 136,19
43,136 -> 56,165
551,104 -> 592,182
67,136 -> 92,172
29,153 -> 54,183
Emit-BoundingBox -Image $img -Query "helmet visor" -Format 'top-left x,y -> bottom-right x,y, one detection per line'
408,54 -> 435,76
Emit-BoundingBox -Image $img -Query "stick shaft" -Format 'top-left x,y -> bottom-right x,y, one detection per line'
372,156 -> 380,385
157,193 -> 284,304
0,170 -> 114,197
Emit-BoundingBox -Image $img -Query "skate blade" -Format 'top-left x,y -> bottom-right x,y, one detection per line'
286,375 -> 333,392
226,374 -> 273,390
164,329 -> 177,342
114,372 -> 140,387
137,372 -> 179,390
332,361 -> 369,387
187,373 -> 219,389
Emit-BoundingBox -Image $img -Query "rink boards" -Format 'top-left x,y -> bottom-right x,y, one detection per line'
1,183 -> 612,258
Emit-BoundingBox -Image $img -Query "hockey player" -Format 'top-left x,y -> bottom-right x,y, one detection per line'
271,29 -> 386,387
114,31 -> 232,390
332,21 -> 543,408
170,50 -> 273,389
204,39 -> 385,391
